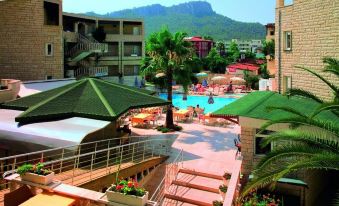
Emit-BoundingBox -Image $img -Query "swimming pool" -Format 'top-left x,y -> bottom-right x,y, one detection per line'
159,93 -> 242,113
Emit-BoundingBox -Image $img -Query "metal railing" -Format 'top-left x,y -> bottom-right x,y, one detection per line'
74,66 -> 109,78
66,33 -> 108,58
150,149 -> 184,203
0,136 -> 172,190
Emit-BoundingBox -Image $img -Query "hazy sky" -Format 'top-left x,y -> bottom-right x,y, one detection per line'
63,0 -> 275,24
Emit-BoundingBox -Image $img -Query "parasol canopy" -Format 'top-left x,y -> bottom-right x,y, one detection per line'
155,73 -> 166,78
195,72 -> 208,77
230,77 -> 246,85
1,78 -> 170,124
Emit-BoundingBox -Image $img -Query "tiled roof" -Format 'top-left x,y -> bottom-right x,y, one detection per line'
1,78 -> 170,124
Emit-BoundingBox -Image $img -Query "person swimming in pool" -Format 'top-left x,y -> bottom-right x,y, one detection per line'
208,92 -> 214,104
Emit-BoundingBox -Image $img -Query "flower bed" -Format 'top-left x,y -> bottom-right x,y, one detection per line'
17,162 -> 54,185
156,124 -> 182,133
240,191 -> 283,206
106,179 -> 148,206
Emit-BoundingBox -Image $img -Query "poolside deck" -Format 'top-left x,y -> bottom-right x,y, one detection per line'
133,120 -> 240,205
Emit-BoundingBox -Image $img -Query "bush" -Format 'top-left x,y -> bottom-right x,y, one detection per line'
110,179 -> 146,197
219,184 -> 228,193
161,128 -> 170,133
223,172 -> 232,180
17,162 -> 52,176
212,200 -> 223,206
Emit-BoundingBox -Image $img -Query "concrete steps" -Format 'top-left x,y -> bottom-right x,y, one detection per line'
165,169 -> 223,206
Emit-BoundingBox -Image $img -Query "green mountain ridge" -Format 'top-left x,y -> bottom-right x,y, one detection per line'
85,1 -> 265,41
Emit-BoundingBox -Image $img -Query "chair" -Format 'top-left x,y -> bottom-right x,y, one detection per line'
234,139 -> 241,157
4,185 -> 34,206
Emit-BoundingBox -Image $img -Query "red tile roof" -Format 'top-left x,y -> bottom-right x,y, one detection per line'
227,63 -> 260,71
185,36 -> 213,42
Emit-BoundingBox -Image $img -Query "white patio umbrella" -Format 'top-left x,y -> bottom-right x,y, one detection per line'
155,72 -> 166,78
211,76 -> 227,84
230,77 -> 246,85
195,72 -> 208,77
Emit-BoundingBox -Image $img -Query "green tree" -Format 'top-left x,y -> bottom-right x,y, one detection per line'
216,41 -> 226,56
263,40 -> 275,59
206,48 -> 228,73
143,28 -> 192,128
203,35 -> 214,42
243,70 -> 259,90
227,41 -> 240,62
260,64 -> 270,79
241,57 -> 339,203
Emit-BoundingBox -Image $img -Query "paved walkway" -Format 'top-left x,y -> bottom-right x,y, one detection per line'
132,120 -> 240,205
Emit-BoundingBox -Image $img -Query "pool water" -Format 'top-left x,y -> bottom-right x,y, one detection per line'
159,93 -> 241,113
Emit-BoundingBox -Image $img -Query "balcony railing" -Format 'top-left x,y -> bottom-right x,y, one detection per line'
1,136 -> 173,203
74,66 -> 109,78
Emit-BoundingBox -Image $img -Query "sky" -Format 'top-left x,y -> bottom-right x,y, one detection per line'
63,0 -> 275,24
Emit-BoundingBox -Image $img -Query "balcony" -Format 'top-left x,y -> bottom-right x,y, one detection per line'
99,20 -> 120,35
124,42 -> 142,59
123,21 -> 143,35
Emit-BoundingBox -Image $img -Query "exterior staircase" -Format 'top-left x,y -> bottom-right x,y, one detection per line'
66,33 -> 108,64
163,169 -> 224,206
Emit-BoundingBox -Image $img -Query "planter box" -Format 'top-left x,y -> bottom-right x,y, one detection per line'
106,187 -> 149,206
222,177 -> 230,186
21,172 -> 55,185
219,190 -> 226,201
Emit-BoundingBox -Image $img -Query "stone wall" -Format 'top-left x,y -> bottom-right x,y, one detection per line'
275,0 -> 339,99
0,0 -> 64,81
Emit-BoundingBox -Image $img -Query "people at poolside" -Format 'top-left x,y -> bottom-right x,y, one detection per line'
208,92 -> 214,104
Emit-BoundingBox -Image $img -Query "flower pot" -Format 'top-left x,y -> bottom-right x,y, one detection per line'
106,187 -> 149,206
222,177 -> 230,186
219,190 -> 226,201
21,172 -> 54,185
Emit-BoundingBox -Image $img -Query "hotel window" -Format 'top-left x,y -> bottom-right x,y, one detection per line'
45,43 -> 53,56
255,129 -> 274,155
283,76 -> 292,93
284,0 -> 294,6
284,31 -> 292,51
44,1 -> 59,26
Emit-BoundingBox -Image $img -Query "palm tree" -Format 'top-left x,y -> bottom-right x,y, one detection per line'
144,28 -> 192,128
241,57 -> 339,201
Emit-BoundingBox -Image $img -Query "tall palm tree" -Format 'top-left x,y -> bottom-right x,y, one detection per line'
144,28 -> 192,128
241,57 -> 339,202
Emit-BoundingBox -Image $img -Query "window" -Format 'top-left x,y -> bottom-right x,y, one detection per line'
284,31 -> 292,51
44,1 -> 59,26
270,30 -> 275,36
255,129 -> 274,155
283,76 -> 292,93
45,43 -> 53,56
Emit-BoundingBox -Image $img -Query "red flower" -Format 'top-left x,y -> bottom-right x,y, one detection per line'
134,182 -> 138,188
128,182 -> 133,188
116,185 -> 124,190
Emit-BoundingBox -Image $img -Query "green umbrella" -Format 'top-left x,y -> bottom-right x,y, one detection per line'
1,78 -> 170,124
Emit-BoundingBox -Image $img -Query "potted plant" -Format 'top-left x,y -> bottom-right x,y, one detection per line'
17,162 -> 54,185
222,172 -> 232,185
213,200 -> 223,206
219,184 -> 228,200
106,179 -> 149,206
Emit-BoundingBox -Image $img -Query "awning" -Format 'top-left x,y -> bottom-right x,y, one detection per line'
212,91 -> 339,125
227,63 -> 260,71
1,78 -> 170,124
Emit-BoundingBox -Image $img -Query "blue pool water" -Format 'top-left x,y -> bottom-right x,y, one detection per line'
159,93 -> 241,113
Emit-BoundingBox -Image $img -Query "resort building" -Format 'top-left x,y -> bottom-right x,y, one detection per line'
63,13 -> 145,78
184,36 -> 214,58
225,39 -> 263,53
0,0 -> 145,81
265,23 -> 276,76
275,0 -> 339,98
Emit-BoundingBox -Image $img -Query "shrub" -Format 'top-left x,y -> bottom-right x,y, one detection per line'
17,162 -> 52,176
161,128 -> 170,133
212,200 -> 223,206
223,172 -> 232,180
219,184 -> 228,193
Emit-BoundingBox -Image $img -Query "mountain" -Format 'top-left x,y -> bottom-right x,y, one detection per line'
85,1 -> 265,41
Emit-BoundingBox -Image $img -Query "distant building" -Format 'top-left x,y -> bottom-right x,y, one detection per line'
265,23 -> 276,76
225,39 -> 263,53
0,0 -> 145,81
265,23 -> 275,42
184,36 -> 213,58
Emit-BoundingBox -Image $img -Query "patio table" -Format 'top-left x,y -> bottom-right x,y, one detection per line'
174,109 -> 192,121
131,113 -> 153,126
